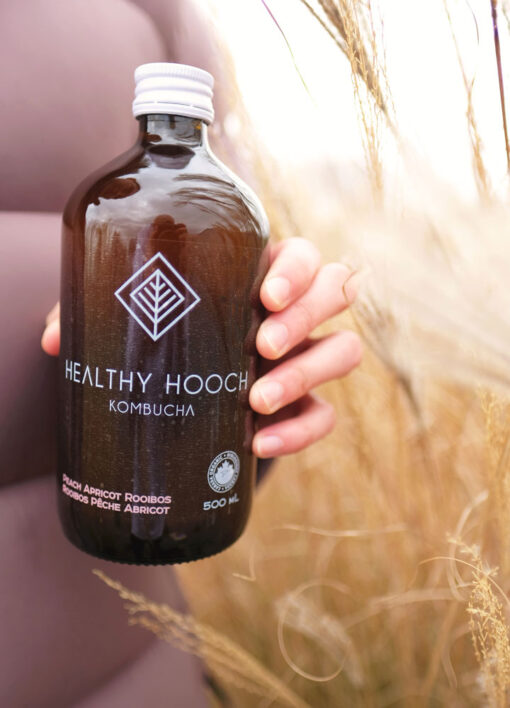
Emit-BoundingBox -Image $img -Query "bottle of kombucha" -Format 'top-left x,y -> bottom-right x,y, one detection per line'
58,63 -> 269,564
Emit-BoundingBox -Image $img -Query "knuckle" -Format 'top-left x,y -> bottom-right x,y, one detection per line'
292,299 -> 315,336
321,261 -> 351,284
323,402 -> 337,433
302,240 -> 321,263
287,365 -> 309,399
342,331 -> 363,368
319,263 -> 354,310
301,400 -> 336,447
286,238 -> 321,270
299,421 -> 316,450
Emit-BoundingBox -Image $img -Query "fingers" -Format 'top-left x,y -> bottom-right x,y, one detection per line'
41,320 -> 60,356
41,302 -> 60,356
252,393 -> 336,458
250,330 -> 362,415
260,238 -> 321,312
254,246 -> 361,458
257,263 -> 359,360
45,301 -> 60,325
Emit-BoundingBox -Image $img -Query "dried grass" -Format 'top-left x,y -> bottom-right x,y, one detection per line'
464,543 -> 510,706
443,0 -> 491,199
299,0 -> 394,197
93,569 -> 309,708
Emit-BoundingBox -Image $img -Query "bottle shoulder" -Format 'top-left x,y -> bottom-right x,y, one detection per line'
62,144 -> 145,227
63,144 -> 269,241
203,151 -> 270,237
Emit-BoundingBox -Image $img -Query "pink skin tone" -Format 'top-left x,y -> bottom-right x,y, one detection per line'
42,237 -> 362,458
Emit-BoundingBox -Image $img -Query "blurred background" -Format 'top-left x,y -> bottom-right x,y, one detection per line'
213,0 -> 510,198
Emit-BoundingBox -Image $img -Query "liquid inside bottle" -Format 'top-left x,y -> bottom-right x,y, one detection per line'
58,63 -> 269,564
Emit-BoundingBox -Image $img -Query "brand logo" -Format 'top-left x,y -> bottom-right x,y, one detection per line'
115,252 -> 200,341
207,451 -> 240,493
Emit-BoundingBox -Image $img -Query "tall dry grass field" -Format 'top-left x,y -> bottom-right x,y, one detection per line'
97,1 -> 510,705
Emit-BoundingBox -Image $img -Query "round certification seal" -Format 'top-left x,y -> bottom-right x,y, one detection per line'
207,450 -> 240,493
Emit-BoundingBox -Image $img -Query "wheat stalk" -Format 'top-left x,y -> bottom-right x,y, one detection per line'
464,544 -> 510,707
93,570 -> 310,708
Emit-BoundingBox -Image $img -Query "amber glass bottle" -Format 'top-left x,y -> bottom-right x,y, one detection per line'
58,63 -> 269,564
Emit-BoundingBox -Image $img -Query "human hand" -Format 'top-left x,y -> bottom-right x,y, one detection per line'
41,238 -> 361,458
248,238 -> 361,458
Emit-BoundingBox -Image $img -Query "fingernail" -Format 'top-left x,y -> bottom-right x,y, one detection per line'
254,379 -> 284,413
260,322 -> 288,356
265,277 -> 290,308
254,435 -> 283,458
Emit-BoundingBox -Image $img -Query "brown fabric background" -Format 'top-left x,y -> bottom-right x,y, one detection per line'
0,1 -> 236,705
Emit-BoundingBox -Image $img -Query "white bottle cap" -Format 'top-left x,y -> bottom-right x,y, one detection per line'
132,62 -> 214,124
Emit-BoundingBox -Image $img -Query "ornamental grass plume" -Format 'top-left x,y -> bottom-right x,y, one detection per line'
298,0 -> 394,196
464,543 -> 510,707
443,0 -> 490,198
93,570 -> 310,708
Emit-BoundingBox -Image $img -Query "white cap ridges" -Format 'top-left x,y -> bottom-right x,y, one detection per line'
133,63 -> 214,124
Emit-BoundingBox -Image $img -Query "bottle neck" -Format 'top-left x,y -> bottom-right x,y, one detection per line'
137,114 -> 207,148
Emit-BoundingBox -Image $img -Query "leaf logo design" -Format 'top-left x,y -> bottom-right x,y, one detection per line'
115,252 -> 200,341
132,270 -> 184,338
